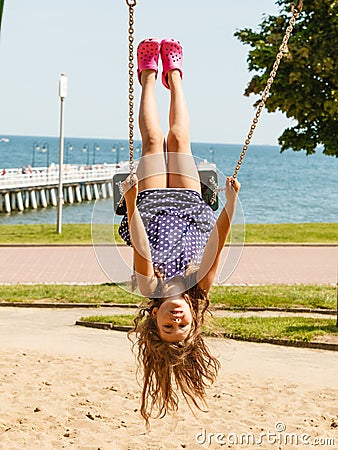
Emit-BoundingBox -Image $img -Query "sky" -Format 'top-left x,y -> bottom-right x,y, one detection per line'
0,0 -> 296,145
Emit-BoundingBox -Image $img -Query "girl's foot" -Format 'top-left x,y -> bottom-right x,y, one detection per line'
160,38 -> 183,89
137,38 -> 161,85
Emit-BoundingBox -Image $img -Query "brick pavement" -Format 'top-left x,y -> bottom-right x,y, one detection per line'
0,245 -> 336,284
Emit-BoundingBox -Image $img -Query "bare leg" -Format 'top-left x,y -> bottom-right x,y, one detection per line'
137,70 -> 167,192
166,70 -> 201,193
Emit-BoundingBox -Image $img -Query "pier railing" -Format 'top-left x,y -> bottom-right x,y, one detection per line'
0,162 -> 131,214
0,163 -> 128,190
0,160 -> 217,214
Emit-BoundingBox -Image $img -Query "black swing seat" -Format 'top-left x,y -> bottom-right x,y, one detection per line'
113,162 -> 219,215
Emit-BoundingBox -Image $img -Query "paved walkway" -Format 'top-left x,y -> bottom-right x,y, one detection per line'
0,244 -> 336,284
1,307 -> 338,388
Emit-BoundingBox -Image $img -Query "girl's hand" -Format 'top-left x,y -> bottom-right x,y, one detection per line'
225,176 -> 240,202
122,174 -> 138,205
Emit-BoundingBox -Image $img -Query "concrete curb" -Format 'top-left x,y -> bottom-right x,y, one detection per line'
74,321 -> 338,352
212,306 -> 338,315
0,302 -> 336,315
75,321 -> 131,332
219,333 -> 338,352
0,302 -> 138,309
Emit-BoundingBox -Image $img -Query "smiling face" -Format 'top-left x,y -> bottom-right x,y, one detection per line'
152,296 -> 193,342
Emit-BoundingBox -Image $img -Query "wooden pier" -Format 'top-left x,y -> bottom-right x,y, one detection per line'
0,163 -> 128,214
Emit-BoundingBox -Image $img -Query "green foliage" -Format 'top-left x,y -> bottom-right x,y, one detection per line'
235,0 -> 338,156
0,0 -> 4,32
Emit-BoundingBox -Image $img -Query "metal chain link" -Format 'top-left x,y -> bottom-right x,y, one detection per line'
116,0 -> 137,210
231,1 -> 303,180
124,0 -> 302,205
126,0 -> 136,178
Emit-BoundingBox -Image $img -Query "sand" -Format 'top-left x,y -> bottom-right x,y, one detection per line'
0,308 -> 337,450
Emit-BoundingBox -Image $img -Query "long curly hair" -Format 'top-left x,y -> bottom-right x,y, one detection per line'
128,270 -> 220,426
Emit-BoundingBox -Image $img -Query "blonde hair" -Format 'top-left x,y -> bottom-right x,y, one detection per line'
128,271 -> 220,426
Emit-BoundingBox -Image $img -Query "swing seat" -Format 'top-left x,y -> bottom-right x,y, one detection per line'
113,165 -> 219,215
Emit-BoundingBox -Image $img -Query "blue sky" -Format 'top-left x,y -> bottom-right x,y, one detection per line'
0,0 -> 295,145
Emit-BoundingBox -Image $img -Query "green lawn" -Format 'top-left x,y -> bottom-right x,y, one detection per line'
80,314 -> 134,327
210,316 -> 338,342
78,314 -> 338,343
0,284 -> 335,311
0,224 -> 123,245
209,284 -> 335,310
242,222 -> 338,244
0,283 -> 136,304
0,223 -> 337,244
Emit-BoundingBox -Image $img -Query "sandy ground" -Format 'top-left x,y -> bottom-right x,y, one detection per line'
0,307 -> 337,450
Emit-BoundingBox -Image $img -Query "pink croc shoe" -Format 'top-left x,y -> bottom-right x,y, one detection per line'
137,38 -> 161,84
160,38 -> 183,89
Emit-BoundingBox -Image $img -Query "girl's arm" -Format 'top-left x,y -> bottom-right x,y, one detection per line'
197,177 -> 240,293
122,175 -> 158,297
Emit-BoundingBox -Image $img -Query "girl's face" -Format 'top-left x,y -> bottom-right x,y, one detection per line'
152,296 -> 193,342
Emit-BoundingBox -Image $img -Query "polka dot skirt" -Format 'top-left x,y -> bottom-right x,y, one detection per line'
118,188 -> 217,281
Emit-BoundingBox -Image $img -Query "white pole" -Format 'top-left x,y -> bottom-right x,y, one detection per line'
56,74 -> 68,234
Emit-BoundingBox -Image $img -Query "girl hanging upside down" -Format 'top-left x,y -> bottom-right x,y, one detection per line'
118,37 -> 240,426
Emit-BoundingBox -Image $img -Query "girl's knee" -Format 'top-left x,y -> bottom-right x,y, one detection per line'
141,131 -> 165,153
167,127 -> 190,150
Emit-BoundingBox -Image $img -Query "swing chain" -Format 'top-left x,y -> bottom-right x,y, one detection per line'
293,0 -> 303,14
210,4 -> 302,205
231,4 -> 302,181
126,0 -> 136,179
116,0 -> 137,210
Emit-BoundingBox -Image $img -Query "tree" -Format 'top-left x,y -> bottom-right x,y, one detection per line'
235,0 -> 338,156
0,0 -> 5,33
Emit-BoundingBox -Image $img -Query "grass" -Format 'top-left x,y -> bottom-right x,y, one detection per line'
0,283 -> 138,304
242,223 -> 338,244
79,314 -> 134,327
78,314 -> 338,343
209,284 -> 336,310
0,224 -> 123,245
0,284 -> 335,310
210,316 -> 338,342
0,223 -> 337,245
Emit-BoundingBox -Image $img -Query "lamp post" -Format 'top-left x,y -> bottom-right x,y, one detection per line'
82,144 -> 89,166
117,144 -> 124,165
209,146 -> 215,164
112,145 -> 116,165
65,143 -> 73,164
56,73 -> 68,234
93,144 -> 100,165
32,142 -> 40,167
41,143 -> 50,168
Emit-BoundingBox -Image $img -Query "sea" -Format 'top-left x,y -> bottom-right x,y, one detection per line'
0,134 -> 337,225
